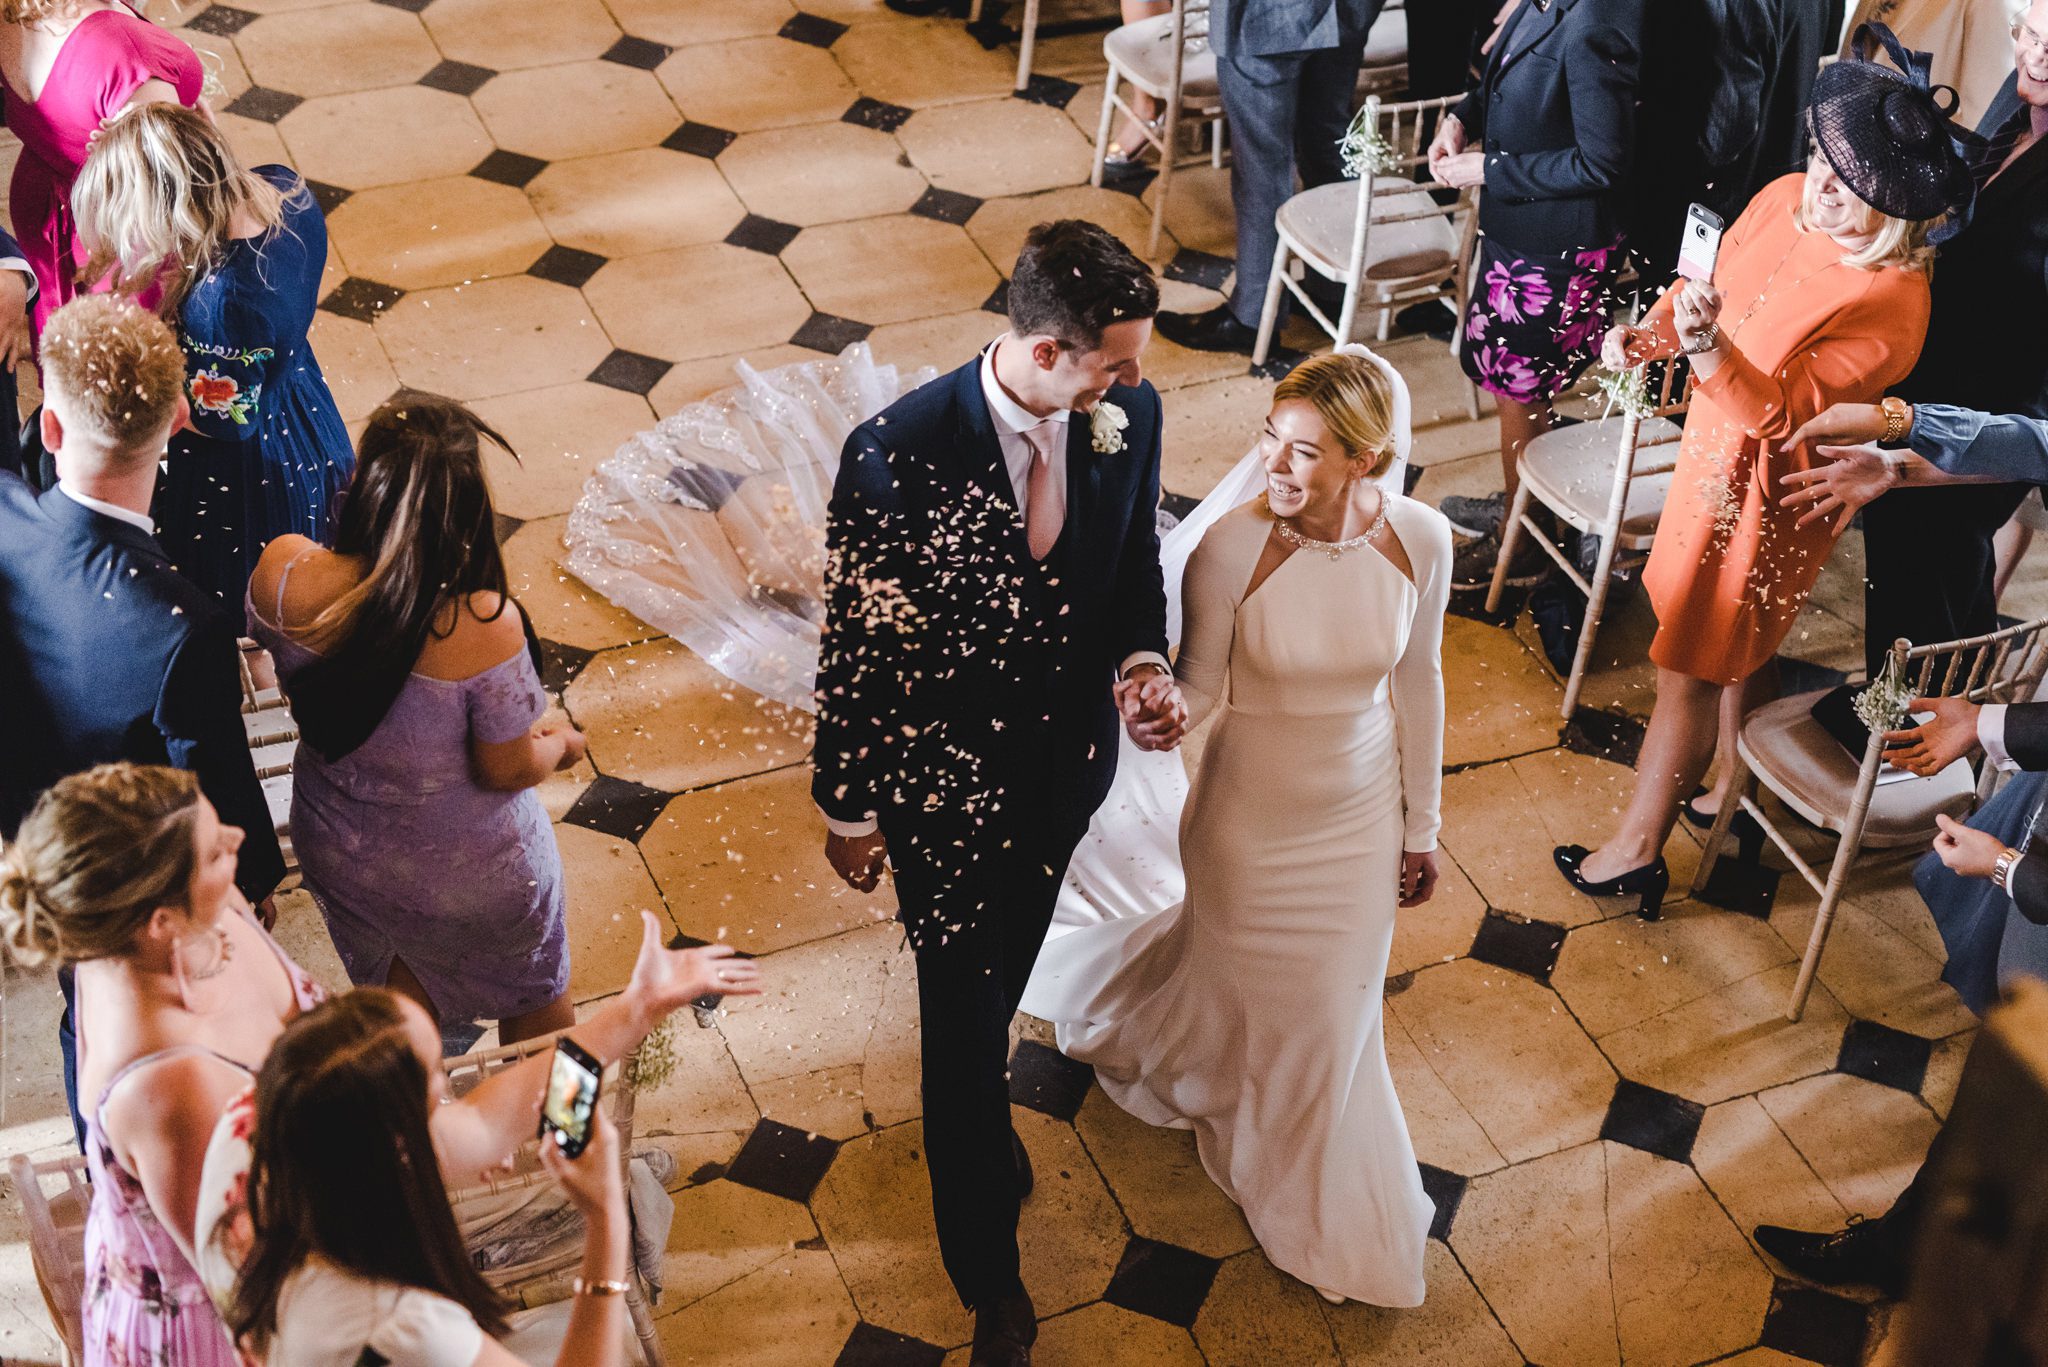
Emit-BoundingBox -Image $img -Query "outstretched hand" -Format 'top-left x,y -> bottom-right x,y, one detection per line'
1115,669 -> 1188,752
1881,695 -> 1981,777
623,910 -> 760,1028
1777,443 -> 1897,530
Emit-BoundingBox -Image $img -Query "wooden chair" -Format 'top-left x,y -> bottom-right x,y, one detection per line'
1087,0 -> 1225,258
1250,92 -> 1479,406
8,1153 -> 92,1366
1484,362 -> 1690,715
442,1031 -> 665,1367
1693,614 -> 2048,1021
238,638 -> 299,874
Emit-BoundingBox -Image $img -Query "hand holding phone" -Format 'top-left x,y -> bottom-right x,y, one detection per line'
539,1036 -> 604,1159
1677,202 -> 1724,282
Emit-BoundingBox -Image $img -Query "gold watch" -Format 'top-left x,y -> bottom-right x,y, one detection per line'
1879,395 -> 1911,446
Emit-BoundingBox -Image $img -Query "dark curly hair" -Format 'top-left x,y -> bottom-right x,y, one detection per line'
1006,219 -> 1159,351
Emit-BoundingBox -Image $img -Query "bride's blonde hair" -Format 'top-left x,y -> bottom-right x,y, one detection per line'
1270,353 -> 1399,480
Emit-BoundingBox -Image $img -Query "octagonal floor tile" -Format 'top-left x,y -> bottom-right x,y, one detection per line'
780,215 -> 999,328
898,98 -> 1095,201
504,516 -> 659,652
1440,626 -> 1564,769
718,122 -> 928,228
555,821 -> 675,1003
658,36 -> 859,132
653,1248 -> 858,1366
1390,958 -> 1615,1165
525,148 -> 745,259
279,86 -> 493,190
218,110 -> 290,172
1073,1088 -> 1254,1261
1596,963 -> 1850,1105
621,0 -> 795,45
1388,851 -> 1486,978
1766,885 -> 1975,1041
1605,1141 -> 1773,1367
628,1017 -> 761,1176
327,176 -> 549,290
658,1179 -> 817,1311
1450,1141 -> 1612,1365
1188,1249 -> 1337,1367
472,382 -> 656,521
376,275 -> 611,400
422,0 -> 620,70
862,312 -> 997,380
583,243 -> 810,364
1322,1241 -> 1520,1366
966,185 -> 1167,273
1155,372 -> 1287,496
646,347 -> 820,416
1691,1095 -> 1849,1265
716,920 -> 901,1090
1552,902 -> 1797,1039
814,1108 -> 1128,1349
473,62 -> 679,165
833,18 -> 1014,108
235,3 -> 437,99
1385,1011 -> 1507,1178
639,767 -> 897,955
1756,1072 -> 1942,1219
1149,162 -> 1235,261
564,637 -> 812,791
304,312 -> 397,424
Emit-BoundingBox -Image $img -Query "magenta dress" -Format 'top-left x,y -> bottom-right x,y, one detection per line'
2,6 -> 203,336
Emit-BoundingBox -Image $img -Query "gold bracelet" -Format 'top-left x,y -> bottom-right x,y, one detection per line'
573,1277 -> 632,1298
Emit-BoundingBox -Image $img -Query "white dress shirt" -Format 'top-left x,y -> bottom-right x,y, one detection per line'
1977,704 -> 2033,899
821,339 -> 1171,838
58,482 -> 155,535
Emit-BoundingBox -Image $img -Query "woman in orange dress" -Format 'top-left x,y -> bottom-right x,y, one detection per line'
1554,26 -> 1976,914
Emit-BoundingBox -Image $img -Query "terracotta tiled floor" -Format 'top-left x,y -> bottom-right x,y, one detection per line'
4,0 -> 2036,1362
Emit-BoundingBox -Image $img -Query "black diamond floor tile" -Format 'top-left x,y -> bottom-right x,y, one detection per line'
1561,706 -> 1647,767
833,1323 -> 945,1367
791,311 -> 873,354
1013,73 -> 1080,108
1249,348 -> 1308,381
418,59 -> 495,95
319,276 -> 406,324
561,774 -> 674,843
842,96 -> 914,133
1467,911 -> 1568,983
470,149 -> 549,188
225,86 -> 302,123
780,10 -> 850,46
725,1118 -> 841,1203
588,348 -> 674,397
1836,1018 -> 1933,1094
724,213 -> 802,255
1758,1280 -> 1869,1367
1695,852 -> 1781,917
1163,248 -> 1234,292
493,511 -> 524,545
665,121 -> 738,159
528,244 -> 608,289
909,186 -> 982,226
1599,1079 -> 1705,1164
982,279 -> 1011,315
185,3 -> 257,36
1099,163 -> 1158,199
1160,490 -> 1200,521
304,180 -> 352,215
1008,1039 -> 1092,1120
535,638 -> 597,692
602,34 -> 672,68
1418,1163 -> 1467,1242
1103,1236 -> 1221,1327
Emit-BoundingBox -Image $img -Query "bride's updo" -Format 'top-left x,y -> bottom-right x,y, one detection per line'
0,765 -> 204,969
1270,353 -> 1399,480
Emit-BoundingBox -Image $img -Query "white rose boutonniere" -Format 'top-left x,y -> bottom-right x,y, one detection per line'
1090,400 -> 1129,455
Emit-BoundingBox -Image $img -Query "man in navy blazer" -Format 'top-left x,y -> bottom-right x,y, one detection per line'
814,222 -> 1183,1366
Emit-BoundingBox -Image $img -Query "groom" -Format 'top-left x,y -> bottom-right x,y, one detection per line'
814,220 -> 1186,1366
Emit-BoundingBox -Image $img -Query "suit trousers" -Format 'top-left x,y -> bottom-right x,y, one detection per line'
883,804 -> 1090,1308
1862,483 -> 2033,676
1216,14 -> 1379,329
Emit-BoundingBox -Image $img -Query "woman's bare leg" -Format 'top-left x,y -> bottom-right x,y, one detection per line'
1497,397 -> 1553,503
385,956 -> 440,1022
1577,667 -> 1722,882
1110,0 -> 1171,148
1693,659 -> 1778,818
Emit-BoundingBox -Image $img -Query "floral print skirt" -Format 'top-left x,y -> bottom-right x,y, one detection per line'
1458,235 -> 1626,405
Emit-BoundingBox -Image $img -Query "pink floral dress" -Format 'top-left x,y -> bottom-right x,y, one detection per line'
1457,234 -> 1628,405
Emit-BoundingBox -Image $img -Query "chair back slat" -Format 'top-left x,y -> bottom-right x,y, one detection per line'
9,1152 -> 92,1364
1896,612 -> 2048,705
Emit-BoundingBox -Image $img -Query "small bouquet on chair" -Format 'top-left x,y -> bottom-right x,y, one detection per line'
1337,104 -> 1402,180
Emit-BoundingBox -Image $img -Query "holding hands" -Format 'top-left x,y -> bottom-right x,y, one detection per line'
1116,664 -> 1189,752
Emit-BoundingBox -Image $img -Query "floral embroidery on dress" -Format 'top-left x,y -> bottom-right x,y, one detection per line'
188,368 -> 264,428
1484,258 -> 1554,324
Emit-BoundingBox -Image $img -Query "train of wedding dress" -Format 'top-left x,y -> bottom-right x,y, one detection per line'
562,343 -> 1411,932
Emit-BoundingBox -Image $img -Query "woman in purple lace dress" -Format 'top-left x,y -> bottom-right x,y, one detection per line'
246,394 -> 586,1054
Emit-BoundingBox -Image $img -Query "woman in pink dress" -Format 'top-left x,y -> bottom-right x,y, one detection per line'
0,0 -> 204,336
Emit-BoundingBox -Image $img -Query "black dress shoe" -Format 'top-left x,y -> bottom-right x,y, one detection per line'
1553,845 -> 1670,920
970,1287 -> 1037,1367
1754,1219 -> 1907,1297
1155,306 -> 1260,356
1012,1126 -> 1034,1200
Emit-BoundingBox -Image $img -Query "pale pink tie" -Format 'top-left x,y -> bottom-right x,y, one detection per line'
1022,421 -> 1062,560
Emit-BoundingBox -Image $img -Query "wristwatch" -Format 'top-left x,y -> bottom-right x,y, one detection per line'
1681,322 -> 1721,356
1878,395 -> 1912,447
1993,846 -> 2023,891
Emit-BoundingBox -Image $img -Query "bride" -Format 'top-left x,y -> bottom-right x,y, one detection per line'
563,343 -> 1447,1304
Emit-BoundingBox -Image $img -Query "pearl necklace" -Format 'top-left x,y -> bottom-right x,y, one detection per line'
1275,494 -> 1389,561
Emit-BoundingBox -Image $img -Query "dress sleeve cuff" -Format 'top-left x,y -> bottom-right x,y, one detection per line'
0,258 -> 35,304
1980,703 -> 2016,773
2009,853 -> 2029,905
823,810 -> 879,838
1119,651 -> 1171,679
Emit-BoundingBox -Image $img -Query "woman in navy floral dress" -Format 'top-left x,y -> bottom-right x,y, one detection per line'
74,102 -> 353,608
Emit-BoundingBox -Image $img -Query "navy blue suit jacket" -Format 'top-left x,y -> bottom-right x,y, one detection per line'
812,359 -> 1170,833
0,474 -> 285,899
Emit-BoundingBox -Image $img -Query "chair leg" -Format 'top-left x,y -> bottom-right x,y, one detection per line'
1090,70 -> 1118,188
1013,0 -> 1040,92
1689,750 -> 1753,896
1559,531 -> 1622,718
1148,102 -> 1181,260
969,0 -> 983,18
626,1280 -> 664,1367
1251,245 -> 1290,366
1483,478 -> 1536,614
1335,280 -> 1359,349
1786,801 -> 1876,1022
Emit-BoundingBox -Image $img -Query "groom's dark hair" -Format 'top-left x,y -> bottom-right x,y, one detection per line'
1008,220 -> 1159,352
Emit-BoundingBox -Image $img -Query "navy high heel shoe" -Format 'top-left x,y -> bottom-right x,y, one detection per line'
1553,845 -> 1670,920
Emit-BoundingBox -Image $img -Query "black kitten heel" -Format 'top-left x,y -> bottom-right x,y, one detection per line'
1553,845 -> 1670,921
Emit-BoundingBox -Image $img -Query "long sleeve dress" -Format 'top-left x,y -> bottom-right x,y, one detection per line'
1021,494 -> 1451,1306
1637,173 -> 1932,685
154,166 -> 355,609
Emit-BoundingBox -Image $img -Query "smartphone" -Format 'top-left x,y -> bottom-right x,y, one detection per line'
1677,202 -> 1724,282
539,1036 -> 603,1159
